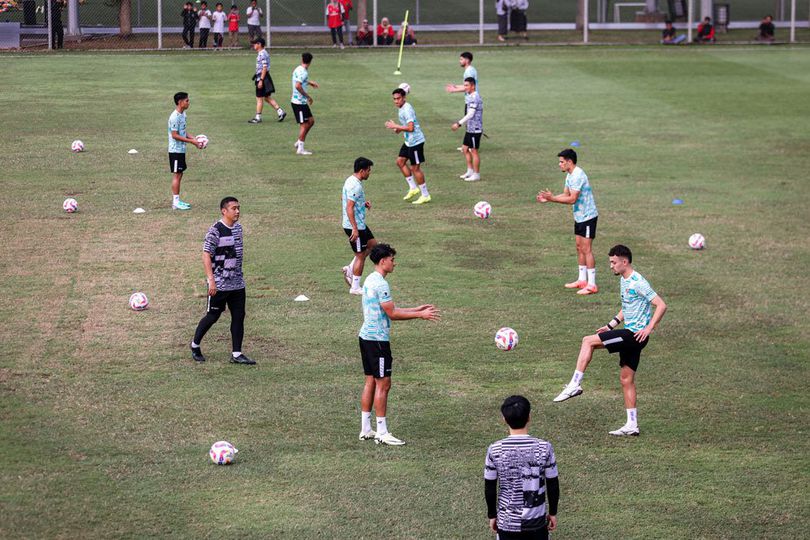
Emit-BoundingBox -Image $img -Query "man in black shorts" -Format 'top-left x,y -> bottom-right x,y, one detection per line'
291,52 -> 319,155
341,157 -> 377,295
168,92 -> 205,211
248,38 -> 285,124
385,88 -> 432,205
553,245 -> 667,436
190,197 -> 256,365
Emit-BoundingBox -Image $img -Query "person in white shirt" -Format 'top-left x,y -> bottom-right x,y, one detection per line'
246,0 -> 263,43
197,1 -> 212,47
211,2 -> 227,48
495,0 -> 509,41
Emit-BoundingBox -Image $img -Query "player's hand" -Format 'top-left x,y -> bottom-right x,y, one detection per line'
489,518 -> 497,532
384,120 -> 396,130
547,515 -> 557,531
310,81 -> 319,88
445,83 -> 456,93
364,201 -> 371,209
307,96 -> 313,105
634,326 -> 652,342
537,189 -> 552,202
349,228 -> 359,242
420,305 -> 440,321
207,281 -> 217,296
196,140 -> 205,149
596,325 -> 611,333
451,122 -> 459,132
257,80 -> 263,87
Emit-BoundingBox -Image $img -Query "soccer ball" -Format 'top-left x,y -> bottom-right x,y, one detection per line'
398,82 -> 411,95
129,292 -> 149,311
474,201 -> 492,219
195,134 -> 209,149
71,140 -> 85,152
495,327 -> 519,351
688,233 -> 705,250
63,198 -> 78,213
209,441 -> 238,465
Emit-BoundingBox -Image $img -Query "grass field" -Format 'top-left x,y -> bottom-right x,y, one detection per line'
2,46 -> 809,538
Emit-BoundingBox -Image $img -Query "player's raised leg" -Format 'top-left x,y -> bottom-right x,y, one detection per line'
553,334 -> 603,402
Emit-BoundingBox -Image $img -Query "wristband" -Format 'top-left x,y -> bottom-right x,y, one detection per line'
607,316 -> 620,329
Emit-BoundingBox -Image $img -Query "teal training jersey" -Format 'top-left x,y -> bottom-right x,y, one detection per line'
291,65 -> 309,105
341,175 -> 366,230
464,65 -> 478,86
168,110 -> 187,153
564,166 -> 598,223
398,102 -> 425,147
359,271 -> 392,341
620,271 -> 657,332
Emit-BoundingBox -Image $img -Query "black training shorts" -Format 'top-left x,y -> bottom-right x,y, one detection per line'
291,103 -> 313,124
169,152 -> 187,173
255,74 -> 276,97
463,132 -> 482,149
574,216 -> 597,239
344,227 -> 374,253
359,337 -> 392,378
598,328 -> 648,372
398,142 -> 426,165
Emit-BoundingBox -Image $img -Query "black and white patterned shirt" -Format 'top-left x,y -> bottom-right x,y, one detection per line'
484,435 -> 558,533
203,221 -> 245,291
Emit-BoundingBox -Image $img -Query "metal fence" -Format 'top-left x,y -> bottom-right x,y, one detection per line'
0,0 -> 808,50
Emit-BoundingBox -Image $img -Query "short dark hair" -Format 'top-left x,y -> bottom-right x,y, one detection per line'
704,16 -> 711,22
460,51 -> 473,62
501,395 -> 530,429
608,244 -> 632,263
354,157 -> 374,173
392,88 -> 406,97
220,196 -> 239,209
370,243 -> 396,264
215,2 -> 222,6
558,148 -> 577,164
173,92 -> 188,105
253,37 -> 265,46
302,52 -> 313,64
464,77 -> 476,86
200,1 -> 207,5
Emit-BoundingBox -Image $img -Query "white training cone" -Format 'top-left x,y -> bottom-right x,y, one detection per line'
294,295 -> 309,302
133,208 -> 146,214
128,149 -> 139,154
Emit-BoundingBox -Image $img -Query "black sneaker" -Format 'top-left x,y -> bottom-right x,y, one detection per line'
277,111 -> 286,122
230,353 -> 256,365
248,118 -> 262,124
191,346 -> 206,363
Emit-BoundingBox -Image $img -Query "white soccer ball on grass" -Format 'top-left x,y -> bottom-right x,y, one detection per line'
495,327 -> 519,351
209,441 -> 238,465
129,292 -> 149,311
71,140 -> 85,152
688,233 -> 705,250
63,198 -> 78,213
474,201 -> 492,219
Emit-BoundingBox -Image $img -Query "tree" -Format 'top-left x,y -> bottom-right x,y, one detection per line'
356,0 -> 366,25
118,0 -> 131,36
576,0 -> 585,29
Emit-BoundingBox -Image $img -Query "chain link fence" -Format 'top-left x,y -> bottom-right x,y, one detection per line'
0,0 -> 808,50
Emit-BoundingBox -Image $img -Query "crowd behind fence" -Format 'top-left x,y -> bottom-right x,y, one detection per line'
0,0 -> 808,50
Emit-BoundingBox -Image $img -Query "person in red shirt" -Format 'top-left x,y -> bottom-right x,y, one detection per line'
356,18 -> 372,46
228,5 -> 240,48
339,0 -> 353,46
377,17 -> 394,45
695,16 -> 715,43
326,0 -> 345,49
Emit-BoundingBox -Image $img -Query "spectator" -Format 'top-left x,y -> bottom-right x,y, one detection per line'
661,20 -> 686,44
509,0 -> 528,40
694,16 -> 715,43
181,2 -> 198,48
46,0 -> 65,49
356,19 -> 373,46
326,0 -> 345,49
757,15 -> 775,42
246,0 -> 262,43
377,17 -> 394,45
211,3 -> 227,48
396,22 -> 416,46
228,5 -> 240,48
496,0 -> 508,42
340,0 -> 353,46
198,1 -> 212,48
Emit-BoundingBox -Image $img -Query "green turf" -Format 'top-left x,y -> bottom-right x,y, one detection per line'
1,46 -> 809,538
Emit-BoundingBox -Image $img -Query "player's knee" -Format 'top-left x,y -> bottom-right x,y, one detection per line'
620,372 -> 635,386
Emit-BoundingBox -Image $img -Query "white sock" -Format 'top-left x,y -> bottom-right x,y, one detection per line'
276,108 -> 283,115
351,275 -> 361,289
626,408 -> 637,428
348,258 -> 356,273
419,183 -> 429,197
376,416 -> 388,435
578,265 -> 587,282
569,370 -> 584,387
405,176 -> 417,189
587,268 -> 596,286
296,139 -> 303,147
255,113 -> 262,120
466,167 -> 474,175
361,411 -> 372,433
232,351 -> 241,358
191,341 -> 200,348
173,194 -> 180,205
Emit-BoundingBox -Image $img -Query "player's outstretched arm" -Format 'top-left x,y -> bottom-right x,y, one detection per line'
445,83 -> 463,93
539,188 -> 578,205
381,302 -> 440,321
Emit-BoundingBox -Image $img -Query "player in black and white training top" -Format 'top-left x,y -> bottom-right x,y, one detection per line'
451,77 -> 483,181
248,37 -> 286,124
190,197 -> 255,365
485,395 -> 560,540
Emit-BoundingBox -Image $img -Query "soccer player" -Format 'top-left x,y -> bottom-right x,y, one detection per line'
537,149 -> 599,295
445,51 -> 478,94
291,52 -> 319,155
190,197 -> 256,365
451,77 -> 483,181
248,37 -> 286,124
342,157 -> 376,295
553,245 -> 667,436
358,244 -> 439,445
485,395 -> 559,540
385,88 -> 432,205
168,92 -> 205,211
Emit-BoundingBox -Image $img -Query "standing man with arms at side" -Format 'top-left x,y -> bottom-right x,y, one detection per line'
385,88 -> 432,205
245,0 -> 262,43
248,37 -> 286,124
485,395 -> 559,540
168,92 -> 205,211
339,0 -> 353,46
291,52 -> 319,155
537,148 -> 599,295
357,244 -> 440,446
451,77 -> 483,181
181,2 -> 198,48
191,197 -> 256,365
553,245 -> 667,436
342,157 -> 377,295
